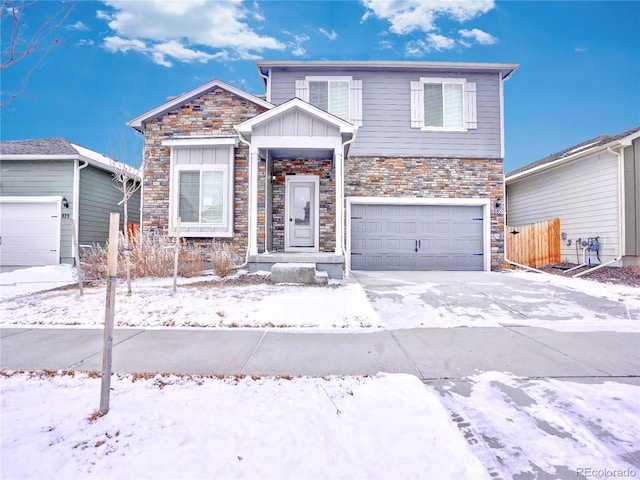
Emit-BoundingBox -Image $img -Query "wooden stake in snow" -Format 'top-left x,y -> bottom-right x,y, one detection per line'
173,217 -> 181,294
70,219 -> 83,296
100,212 -> 119,415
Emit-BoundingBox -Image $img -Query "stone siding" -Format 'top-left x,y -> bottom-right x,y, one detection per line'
344,156 -> 505,269
267,158 -> 336,252
141,88 -> 268,255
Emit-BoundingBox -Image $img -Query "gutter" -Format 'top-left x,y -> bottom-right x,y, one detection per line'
72,158 -> 89,258
341,128 -> 359,277
234,130 -> 252,269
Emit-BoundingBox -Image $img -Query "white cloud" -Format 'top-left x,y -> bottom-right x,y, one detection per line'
76,38 -> 95,47
283,31 -> 309,58
459,28 -> 497,45
361,0 -> 495,34
67,21 -> 90,31
97,0 -> 284,66
319,28 -> 338,41
574,46 -> 588,53
405,34 -> 456,56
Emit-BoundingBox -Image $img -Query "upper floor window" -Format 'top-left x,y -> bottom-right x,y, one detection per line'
295,76 -> 362,127
410,78 -> 477,131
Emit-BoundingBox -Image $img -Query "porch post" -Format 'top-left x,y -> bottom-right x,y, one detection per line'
249,148 -> 259,255
335,151 -> 343,255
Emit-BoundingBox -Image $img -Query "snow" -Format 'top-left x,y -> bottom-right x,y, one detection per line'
0,266 -> 381,330
1,372 -> 489,480
429,372 -> 640,478
1,266 -> 639,479
1,265 -> 639,332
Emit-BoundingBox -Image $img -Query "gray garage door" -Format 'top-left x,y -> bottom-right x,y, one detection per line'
351,204 -> 484,271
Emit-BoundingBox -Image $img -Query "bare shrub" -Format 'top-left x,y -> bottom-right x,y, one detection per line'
79,232 -> 207,280
210,242 -> 241,278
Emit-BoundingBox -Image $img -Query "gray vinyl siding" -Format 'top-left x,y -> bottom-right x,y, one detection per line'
79,165 -> 141,246
268,68 -> 503,159
506,152 -> 620,264
623,140 -> 640,256
0,159 -> 74,264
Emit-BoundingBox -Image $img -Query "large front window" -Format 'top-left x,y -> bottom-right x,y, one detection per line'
178,170 -> 225,224
165,139 -> 236,238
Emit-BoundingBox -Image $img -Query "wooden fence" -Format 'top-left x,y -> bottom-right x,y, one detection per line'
506,218 -> 561,268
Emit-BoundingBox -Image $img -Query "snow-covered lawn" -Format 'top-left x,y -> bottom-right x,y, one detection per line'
0,266 -> 381,330
2,370 -> 638,479
1,372 -> 489,480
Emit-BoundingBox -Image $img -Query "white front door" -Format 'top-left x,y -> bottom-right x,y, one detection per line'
285,176 -> 319,251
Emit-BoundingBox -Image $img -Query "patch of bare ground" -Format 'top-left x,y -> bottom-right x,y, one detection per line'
538,264 -> 640,288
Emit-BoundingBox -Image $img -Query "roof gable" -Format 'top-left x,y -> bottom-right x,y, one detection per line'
128,78 -> 273,132
235,97 -> 355,137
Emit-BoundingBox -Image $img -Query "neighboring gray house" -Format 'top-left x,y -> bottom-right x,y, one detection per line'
505,126 -> 640,267
0,138 -> 141,267
129,60 -> 518,277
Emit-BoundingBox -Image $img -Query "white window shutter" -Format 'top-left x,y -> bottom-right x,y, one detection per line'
464,82 -> 477,130
410,81 -> 424,128
295,80 -> 309,102
349,79 -> 363,127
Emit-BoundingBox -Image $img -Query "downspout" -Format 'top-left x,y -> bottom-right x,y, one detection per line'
73,157 -> 89,258
258,68 -> 271,103
341,128 -> 358,277
235,131 -> 252,269
573,145 -> 624,277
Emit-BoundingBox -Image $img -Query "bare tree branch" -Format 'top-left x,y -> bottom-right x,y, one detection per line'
1,0 -> 75,106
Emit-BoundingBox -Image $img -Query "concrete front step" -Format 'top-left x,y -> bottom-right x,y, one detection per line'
271,263 -> 328,285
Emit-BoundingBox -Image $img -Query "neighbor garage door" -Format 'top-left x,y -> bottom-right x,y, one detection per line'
0,198 -> 60,266
350,203 -> 484,271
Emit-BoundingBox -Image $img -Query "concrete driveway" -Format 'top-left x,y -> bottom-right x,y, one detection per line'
349,270 -> 640,379
351,270 -> 640,479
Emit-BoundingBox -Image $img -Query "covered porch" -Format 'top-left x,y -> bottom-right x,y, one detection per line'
235,99 -> 357,279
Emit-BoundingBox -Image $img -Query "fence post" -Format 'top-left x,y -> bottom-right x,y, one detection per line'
99,212 -> 119,415
173,217 -> 181,294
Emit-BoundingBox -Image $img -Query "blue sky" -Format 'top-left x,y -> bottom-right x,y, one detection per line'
1,0 -> 638,172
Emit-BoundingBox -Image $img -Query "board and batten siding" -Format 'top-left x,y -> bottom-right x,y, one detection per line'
506,151 -> 620,264
268,68 -> 503,159
79,165 -> 141,246
0,159 -> 74,263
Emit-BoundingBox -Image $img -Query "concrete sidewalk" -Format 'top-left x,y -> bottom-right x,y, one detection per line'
2,325 -> 638,380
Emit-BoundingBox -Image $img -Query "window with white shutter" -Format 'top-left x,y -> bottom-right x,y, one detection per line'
295,76 -> 362,126
410,78 -> 477,131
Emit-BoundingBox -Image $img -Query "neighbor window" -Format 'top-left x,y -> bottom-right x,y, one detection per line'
410,78 -> 477,131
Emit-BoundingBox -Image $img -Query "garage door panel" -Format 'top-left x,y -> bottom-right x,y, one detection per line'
0,200 -> 60,266
351,203 -> 484,271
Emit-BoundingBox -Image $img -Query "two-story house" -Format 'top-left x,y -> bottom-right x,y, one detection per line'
128,60 -> 518,278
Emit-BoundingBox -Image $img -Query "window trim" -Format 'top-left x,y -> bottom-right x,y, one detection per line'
295,76 -> 363,127
411,77 -> 477,132
176,164 -> 229,226
165,138 -> 237,238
